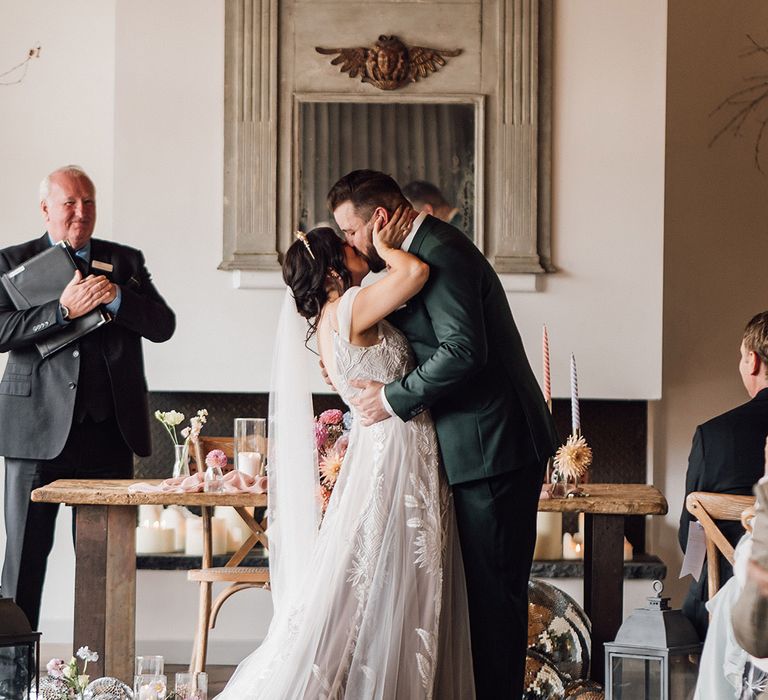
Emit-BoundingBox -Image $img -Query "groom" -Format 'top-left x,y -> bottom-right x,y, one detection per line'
329,170 -> 559,699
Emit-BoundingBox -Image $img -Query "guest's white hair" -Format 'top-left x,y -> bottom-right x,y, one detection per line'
39,165 -> 95,202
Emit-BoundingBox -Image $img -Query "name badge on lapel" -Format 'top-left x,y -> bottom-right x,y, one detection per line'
91,260 -> 113,273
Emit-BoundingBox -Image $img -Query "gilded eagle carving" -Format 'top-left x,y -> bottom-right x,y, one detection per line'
315,35 -> 462,91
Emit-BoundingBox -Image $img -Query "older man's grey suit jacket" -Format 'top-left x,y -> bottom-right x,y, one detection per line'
0,234 -> 175,460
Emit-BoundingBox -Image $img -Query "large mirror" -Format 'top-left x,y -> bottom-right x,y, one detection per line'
297,98 -> 481,244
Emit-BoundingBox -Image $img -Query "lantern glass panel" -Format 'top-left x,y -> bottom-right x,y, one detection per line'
0,644 -> 34,700
669,653 -> 698,700
610,653 -> 663,700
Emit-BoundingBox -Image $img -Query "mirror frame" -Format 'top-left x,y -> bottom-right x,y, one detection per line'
220,0 -> 553,276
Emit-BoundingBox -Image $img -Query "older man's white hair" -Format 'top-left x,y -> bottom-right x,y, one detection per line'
39,165 -> 95,202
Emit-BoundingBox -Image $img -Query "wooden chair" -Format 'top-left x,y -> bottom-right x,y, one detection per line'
187,436 -> 270,673
685,491 -> 755,600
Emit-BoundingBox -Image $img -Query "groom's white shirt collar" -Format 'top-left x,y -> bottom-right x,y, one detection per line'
401,211 -> 427,252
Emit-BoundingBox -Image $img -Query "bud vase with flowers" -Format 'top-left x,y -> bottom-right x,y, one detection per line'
154,409 -> 208,478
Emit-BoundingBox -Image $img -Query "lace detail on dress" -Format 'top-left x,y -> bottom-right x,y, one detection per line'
216,286 -> 474,700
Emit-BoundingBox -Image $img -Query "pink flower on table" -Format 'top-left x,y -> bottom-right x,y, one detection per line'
205,449 -> 228,469
318,409 -> 343,425
46,657 -> 66,678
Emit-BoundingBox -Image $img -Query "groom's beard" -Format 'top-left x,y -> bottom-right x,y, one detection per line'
361,244 -> 386,273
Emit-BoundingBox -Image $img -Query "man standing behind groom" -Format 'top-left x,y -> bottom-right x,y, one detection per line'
0,165 -> 175,629
330,170 -> 558,699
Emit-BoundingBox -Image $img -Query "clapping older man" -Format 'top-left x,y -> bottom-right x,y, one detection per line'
0,165 -> 175,629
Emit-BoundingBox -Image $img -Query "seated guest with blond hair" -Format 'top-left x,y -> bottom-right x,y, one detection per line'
679,311 -> 768,639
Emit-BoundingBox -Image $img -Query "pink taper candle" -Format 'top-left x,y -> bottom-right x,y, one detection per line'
542,325 -> 551,406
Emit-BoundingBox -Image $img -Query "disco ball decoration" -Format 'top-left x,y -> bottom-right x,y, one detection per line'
83,676 -> 133,699
528,578 -> 591,682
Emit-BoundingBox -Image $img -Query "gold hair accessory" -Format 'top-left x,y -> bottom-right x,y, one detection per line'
295,230 -> 315,260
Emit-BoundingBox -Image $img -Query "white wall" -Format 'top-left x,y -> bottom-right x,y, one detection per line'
0,0 -> 117,648
0,0 -> 668,658
652,0 -> 768,606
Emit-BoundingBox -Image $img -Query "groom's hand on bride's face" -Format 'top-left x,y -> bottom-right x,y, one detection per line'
349,379 -> 388,426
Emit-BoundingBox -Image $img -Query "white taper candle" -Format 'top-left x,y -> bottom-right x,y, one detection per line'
570,353 -> 580,434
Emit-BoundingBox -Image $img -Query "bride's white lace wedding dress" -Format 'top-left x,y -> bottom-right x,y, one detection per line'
217,287 -> 474,699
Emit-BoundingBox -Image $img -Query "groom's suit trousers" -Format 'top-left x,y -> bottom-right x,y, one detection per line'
452,456 -> 547,700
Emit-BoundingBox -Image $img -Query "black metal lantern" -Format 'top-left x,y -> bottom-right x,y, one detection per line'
604,581 -> 701,700
0,597 -> 40,700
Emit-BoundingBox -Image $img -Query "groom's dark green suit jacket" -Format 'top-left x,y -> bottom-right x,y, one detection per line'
385,215 -> 559,485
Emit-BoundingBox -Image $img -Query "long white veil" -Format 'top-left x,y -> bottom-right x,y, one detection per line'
266,288 -> 321,615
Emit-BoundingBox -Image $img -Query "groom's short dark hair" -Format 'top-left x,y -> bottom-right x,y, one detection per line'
327,170 -> 408,219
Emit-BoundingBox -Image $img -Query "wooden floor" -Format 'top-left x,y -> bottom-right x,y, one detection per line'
166,664 -> 236,695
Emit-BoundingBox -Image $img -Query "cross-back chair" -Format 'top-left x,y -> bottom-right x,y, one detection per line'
685,491 -> 755,600
187,436 -> 269,673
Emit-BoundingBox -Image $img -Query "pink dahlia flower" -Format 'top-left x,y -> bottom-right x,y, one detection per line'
205,449 -> 228,469
318,409 -> 343,425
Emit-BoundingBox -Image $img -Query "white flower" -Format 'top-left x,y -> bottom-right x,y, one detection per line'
162,410 -> 185,426
76,646 -> 99,663
77,674 -> 90,688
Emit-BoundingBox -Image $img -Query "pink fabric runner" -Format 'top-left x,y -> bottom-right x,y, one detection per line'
128,471 -> 268,494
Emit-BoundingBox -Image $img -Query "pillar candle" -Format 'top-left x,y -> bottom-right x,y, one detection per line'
185,517 -> 228,556
138,504 -> 163,524
533,512 -> 562,560
160,506 -> 187,551
570,353 -> 580,434
136,521 -> 175,554
623,537 -> 634,561
562,532 -> 584,560
227,526 -> 250,552
542,325 -> 551,406
237,451 -> 263,477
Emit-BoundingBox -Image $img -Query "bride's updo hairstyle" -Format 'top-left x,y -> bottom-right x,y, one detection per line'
283,227 -> 352,339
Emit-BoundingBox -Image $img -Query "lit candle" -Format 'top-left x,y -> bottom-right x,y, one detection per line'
534,512 -> 563,560
237,451 -> 263,477
160,506 -> 187,551
542,325 -> 551,406
570,353 -> 580,434
138,504 -> 163,524
136,521 -> 175,554
562,533 -> 581,560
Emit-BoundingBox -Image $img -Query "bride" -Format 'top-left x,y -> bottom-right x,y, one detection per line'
215,210 -> 474,699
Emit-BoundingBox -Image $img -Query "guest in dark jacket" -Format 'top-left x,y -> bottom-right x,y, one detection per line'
679,311 -> 768,639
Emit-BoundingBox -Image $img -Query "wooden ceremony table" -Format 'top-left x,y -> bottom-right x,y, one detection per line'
31,480 -> 665,685
539,483 -> 668,682
30,479 -> 267,683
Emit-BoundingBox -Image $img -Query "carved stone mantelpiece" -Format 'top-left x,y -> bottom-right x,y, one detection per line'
221,0 -> 553,276
221,0 -> 280,271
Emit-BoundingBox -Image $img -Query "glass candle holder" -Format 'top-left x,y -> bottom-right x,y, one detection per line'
133,673 -> 166,700
134,655 -> 164,677
175,671 -> 208,700
234,418 -> 266,477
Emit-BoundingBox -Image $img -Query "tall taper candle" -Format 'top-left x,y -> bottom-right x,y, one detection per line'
542,325 -> 551,406
570,353 -> 580,434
